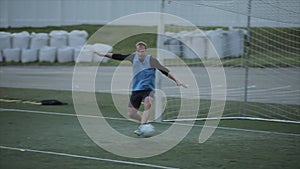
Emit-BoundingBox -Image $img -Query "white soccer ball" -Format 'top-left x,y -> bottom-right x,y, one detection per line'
140,124 -> 155,137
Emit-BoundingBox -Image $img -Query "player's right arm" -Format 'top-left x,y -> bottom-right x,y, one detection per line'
94,52 -> 134,62
94,52 -> 112,58
150,57 -> 187,88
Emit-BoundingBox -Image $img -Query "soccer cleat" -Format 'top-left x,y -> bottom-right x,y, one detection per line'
134,125 -> 143,136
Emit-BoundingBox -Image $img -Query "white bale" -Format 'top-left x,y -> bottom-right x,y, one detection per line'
39,46 -> 57,63
227,28 -> 244,57
30,33 -> 49,49
3,48 -> 21,62
68,30 -> 88,47
49,30 -> 68,48
93,53 -> 110,63
0,51 -> 3,62
90,43 -> 112,63
90,43 -> 112,53
221,31 -> 231,57
73,47 -> 82,62
189,31 -> 207,59
21,48 -> 38,63
205,29 -> 226,58
57,47 -> 74,63
74,46 -> 93,63
163,32 -> 181,58
178,31 -> 199,59
12,31 -> 30,49
0,32 -> 11,50
182,39 -> 194,59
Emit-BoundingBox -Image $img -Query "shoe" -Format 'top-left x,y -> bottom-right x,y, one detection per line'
134,125 -> 143,136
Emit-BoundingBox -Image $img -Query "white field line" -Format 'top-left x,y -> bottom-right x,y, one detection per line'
163,122 -> 300,137
0,108 -> 299,137
0,146 -> 179,169
0,108 -> 128,121
163,116 -> 300,124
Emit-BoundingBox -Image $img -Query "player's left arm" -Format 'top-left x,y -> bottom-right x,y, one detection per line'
150,57 -> 187,88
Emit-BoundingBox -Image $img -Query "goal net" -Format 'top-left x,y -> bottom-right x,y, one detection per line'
155,0 -> 300,123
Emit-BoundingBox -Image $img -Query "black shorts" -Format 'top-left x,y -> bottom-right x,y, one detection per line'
129,90 -> 155,109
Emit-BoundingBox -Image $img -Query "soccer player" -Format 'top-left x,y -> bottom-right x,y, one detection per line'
94,41 -> 187,135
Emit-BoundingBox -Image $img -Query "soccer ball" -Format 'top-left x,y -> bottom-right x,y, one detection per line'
140,124 -> 155,137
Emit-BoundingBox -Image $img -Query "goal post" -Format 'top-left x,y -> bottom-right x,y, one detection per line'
154,0 -> 166,122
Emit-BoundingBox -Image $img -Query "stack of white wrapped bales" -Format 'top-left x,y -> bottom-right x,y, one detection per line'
0,30 -> 113,64
163,28 -> 245,59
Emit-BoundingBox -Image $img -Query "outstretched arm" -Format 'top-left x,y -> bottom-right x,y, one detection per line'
94,52 -> 112,58
150,57 -> 187,88
167,72 -> 188,88
94,52 -> 133,62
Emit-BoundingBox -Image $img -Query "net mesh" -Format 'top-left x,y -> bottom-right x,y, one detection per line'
158,0 -> 300,123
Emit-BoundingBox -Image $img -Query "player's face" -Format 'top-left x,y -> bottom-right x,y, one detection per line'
136,45 -> 146,58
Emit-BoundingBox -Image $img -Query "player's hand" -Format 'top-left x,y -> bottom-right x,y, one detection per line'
94,52 -> 106,57
176,81 -> 188,88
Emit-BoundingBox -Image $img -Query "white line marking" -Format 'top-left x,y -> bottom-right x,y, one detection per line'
1,108 -> 299,137
164,122 -> 300,137
0,108 -> 128,121
163,116 -> 300,124
0,146 -> 179,169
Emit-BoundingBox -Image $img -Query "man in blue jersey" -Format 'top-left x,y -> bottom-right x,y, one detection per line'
94,41 -> 187,135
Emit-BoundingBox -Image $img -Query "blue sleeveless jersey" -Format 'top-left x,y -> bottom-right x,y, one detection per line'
132,54 -> 156,91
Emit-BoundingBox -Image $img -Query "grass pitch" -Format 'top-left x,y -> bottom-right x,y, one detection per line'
0,87 -> 299,169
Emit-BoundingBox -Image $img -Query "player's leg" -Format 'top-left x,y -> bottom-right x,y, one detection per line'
128,91 -> 142,122
127,107 -> 141,122
129,103 -> 144,136
141,91 -> 155,124
135,92 -> 155,136
141,95 -> 154,124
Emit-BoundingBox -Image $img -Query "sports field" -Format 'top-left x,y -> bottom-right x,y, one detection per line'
0,87 -> 299,169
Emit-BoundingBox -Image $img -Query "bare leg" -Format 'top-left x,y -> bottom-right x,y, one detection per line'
128,107 -> 141,122
141,96 -> 154,124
